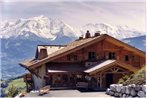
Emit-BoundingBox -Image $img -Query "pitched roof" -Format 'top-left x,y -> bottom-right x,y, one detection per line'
19,34 -> 145,69
84,60 -> 138,75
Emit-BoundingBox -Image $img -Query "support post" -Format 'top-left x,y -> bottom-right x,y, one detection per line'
100,73 -> 102,88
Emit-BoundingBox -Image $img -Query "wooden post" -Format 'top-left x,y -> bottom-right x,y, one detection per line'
97,74 -> 100,88
26,82 -> 29,92
100,72 -> 102,88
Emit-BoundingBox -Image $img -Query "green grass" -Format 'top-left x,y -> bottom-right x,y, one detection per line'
5,78 -> 26,95
8,78 -> 26,88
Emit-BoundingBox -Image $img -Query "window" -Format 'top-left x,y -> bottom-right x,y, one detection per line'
67,55 -> 71,61
131,56 -> 135,61
108,52 -> 115,59
73,55 -> 78,61
88,52 -> 96,60
125,55 -> 129,61
67,54 -> 78,61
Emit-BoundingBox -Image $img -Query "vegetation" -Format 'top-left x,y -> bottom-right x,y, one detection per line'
2,77 -> 26,97
118,67 -> 145,85
6,78 -> 26,91
7,84 -> 20,97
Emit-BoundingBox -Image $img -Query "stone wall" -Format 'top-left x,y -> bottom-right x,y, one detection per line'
106,84 -> 146,97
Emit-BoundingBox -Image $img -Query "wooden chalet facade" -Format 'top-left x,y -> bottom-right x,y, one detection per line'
19,31 -> 145,91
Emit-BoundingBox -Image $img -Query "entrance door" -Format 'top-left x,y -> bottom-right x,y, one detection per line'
106,74 -> 113,87
62,74 -> 68,86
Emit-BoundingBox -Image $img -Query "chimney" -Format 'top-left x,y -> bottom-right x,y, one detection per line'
85,30 -> 91,38
95,31 -> 100,37
38,48 -> 48,60
79,36 -> 83,40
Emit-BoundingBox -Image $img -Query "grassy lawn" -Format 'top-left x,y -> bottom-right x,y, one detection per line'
8,78 -> 26,88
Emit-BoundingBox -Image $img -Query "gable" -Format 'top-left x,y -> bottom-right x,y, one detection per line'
105,35 -> 145,57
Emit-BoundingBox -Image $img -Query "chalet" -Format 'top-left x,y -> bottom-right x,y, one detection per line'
19,31 -> 145,91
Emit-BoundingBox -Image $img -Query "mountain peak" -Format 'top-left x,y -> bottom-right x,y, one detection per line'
0,16 -> 145,40
81,23 -> 145,39
29,15 -> 49,21
0,15 -> 77,40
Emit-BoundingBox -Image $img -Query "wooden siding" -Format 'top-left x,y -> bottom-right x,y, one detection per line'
52,39 -> 145,68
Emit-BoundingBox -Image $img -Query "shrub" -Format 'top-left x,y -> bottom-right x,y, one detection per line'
118,78 -> 125,84
118,75 -> 130,84
7,84 -> 20,97
124,67 -> 145,85
118,67 -> 145,85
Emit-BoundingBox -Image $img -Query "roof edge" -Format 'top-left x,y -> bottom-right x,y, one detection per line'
19,62 -> 29,69
105,34 -> 145,57
86,60 -> 139,75
37,44 -> 67,47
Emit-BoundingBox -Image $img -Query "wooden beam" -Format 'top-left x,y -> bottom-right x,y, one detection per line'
103,49 -> 120,51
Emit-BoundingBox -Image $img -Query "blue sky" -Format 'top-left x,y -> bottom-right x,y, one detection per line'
0,0 -> 146,31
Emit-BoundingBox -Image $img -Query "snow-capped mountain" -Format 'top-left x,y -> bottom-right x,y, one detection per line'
0,15 -> 146,40
0,15 -> 146,80
80,23 -> 145,39
0,15 -> 78,40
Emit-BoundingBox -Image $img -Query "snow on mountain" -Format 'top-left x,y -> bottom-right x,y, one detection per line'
0,16 -> 146,40
80,23 -> 145,39
0,15 -> 78,40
